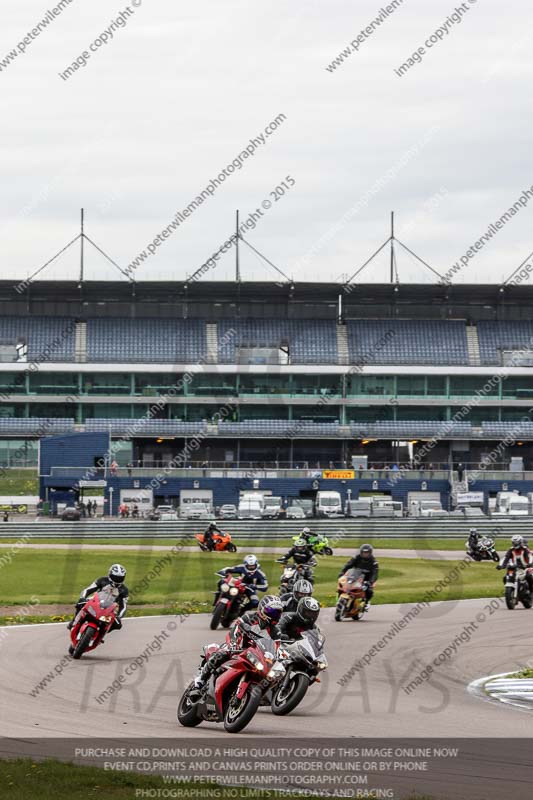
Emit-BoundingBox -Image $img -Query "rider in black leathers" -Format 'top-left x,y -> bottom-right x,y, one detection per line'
278,539 -> 316,582
338,543 -> 379,611
280,578 -> 313,612
279,597 -> 320,641
191,595 -> 283,696
204,521 -> 222,551
68,564 -> 129,633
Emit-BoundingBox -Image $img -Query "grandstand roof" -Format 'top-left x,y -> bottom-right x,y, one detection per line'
2,280 -> 533,320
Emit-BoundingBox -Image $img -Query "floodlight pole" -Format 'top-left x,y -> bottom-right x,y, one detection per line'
80,208 -> 85,284
390,211 -> 394,284
236,209 -> 241,282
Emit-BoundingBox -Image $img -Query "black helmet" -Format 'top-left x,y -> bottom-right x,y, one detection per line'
108,563 -> 126,585
296,596 -> 320,624
359,544 -> 373,558
292,578 -> 313,601
257,595 -> 283,626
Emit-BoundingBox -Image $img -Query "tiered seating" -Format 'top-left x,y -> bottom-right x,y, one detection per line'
0,418 -> 74,434
481,421 -> 533,437
217,320 -> 338,364
478,321 -> 533,364
351,420 -> 473,437
0,316 -> 75,361
218,420 -> 341,436
346,320 -> 468,365
85,419 -> 207,435
86,318 -> 206,362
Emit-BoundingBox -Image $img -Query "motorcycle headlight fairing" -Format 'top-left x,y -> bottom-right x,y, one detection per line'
267,662 -> 286,680
245,652 -> 265,671
229,587 -> 239,596
220,582 -> 230,592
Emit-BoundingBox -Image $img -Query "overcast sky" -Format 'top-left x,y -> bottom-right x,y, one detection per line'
1,0 -> 532,286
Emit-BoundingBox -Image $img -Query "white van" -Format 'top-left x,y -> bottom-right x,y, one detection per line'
316,491 -> 343,517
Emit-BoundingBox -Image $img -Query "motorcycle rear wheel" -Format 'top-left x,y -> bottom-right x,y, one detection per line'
177,687 -> 202,727
72,627 -> 94,659
505,587 -> 516,610
271,673 -> 310,715
521,594 -> 532,609
224,684 -> 262,733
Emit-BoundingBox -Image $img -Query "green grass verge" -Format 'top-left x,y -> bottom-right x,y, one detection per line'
0,549 -> 502,618
0,758 -> 311,800
0,758 -> 436,800
0,536 -> 470,549
0,468 -> 38,495
508,668 -> 533,679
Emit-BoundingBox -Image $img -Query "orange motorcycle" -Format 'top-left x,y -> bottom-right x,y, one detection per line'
335,568 -> 367,621
195,531 -> 237,553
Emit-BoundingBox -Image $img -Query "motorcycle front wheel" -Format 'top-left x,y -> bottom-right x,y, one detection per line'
177,686 -> 202,727
334,598 -> 347,622
492,552 -> 500,562
505,587 -> 516,610
224,684 -> 262,733
226,543 -> 237,552
72,627 -> 94,659
271,673 -> 310,715
210,603 -> 225,630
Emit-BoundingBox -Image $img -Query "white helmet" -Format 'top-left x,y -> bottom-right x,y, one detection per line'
243,554 -> 259,573
511,535 -> 523,548
108,563 -> 126,585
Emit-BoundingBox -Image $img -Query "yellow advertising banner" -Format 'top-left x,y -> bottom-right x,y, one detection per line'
322,470 -> 355,479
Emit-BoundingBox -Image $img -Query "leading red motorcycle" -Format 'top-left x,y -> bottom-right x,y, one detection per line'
68,588 -> 119,659
177,626 -> 286,732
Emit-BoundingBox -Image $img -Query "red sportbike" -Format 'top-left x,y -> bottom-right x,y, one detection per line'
177,626 -> 286,733
69,589 -> 119,659
210,573 -> 249,630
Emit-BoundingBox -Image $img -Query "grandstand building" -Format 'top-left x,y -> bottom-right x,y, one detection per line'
2,279 -> 533,511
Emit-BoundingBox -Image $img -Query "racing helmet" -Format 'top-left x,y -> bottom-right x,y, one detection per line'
302,527 -> 311,536
359,543 -> 373,558
294,537 -> 307,550
292,578 -> 313,601
511,535 -> 523,548
296,596 -> 320,624
243,554 -> 259,573
257,595 -> 284,625
108,563 -> 126,585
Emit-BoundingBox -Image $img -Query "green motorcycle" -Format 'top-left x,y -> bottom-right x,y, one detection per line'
292,533 -> 333,556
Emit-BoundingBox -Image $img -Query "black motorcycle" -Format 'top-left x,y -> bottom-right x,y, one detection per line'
466,535 -> 499,562
501,564 -> 532,610
270,628 -> 328,715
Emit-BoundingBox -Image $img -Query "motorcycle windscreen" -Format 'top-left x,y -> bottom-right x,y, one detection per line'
344,568 -> 365,583
97,587 -> 119,608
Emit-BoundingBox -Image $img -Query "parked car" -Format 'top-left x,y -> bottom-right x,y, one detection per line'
61,506 -> 81,521
218,504 -> 238,520
156,505 -> 178,521
286,505 -> 306,520
183,503 -> 210,521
